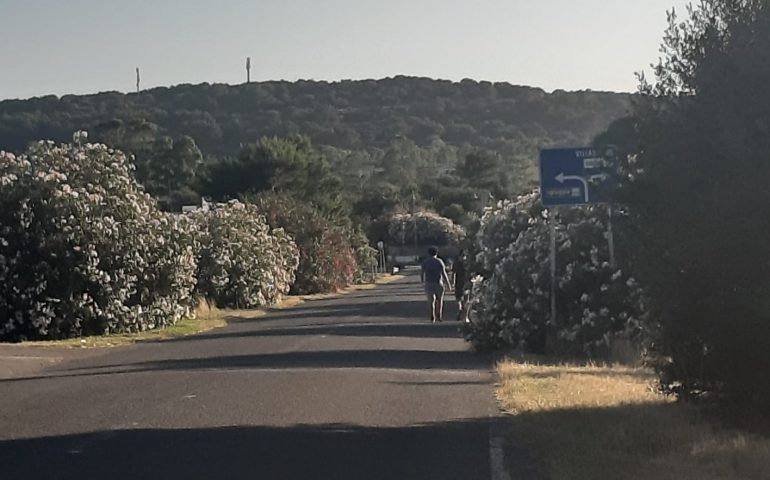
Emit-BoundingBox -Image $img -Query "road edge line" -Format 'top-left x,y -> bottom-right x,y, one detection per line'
489,428 -> 512,480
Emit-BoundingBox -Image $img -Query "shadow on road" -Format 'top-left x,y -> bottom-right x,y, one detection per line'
0,348 -> 492,382
1,419 -> 493,480
192,321 -> 466,342
236,302 -> 430,321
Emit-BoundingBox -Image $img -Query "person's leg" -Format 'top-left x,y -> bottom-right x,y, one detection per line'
434,285 -> 445,322
425,287 -> 436,321
454,283 -> 463,318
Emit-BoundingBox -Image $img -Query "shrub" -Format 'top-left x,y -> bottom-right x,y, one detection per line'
347,227 -> 378,284
464,191 -> 647,356
384,211 -> 466,246
189,201 -> 299,309
250,193 -> 358,294
599,1 -> 770,405
0,140 -> 197,341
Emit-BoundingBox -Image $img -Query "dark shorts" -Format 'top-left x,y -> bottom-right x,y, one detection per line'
424,282 -> 444,297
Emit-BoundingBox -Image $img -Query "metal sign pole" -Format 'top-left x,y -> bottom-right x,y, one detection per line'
549,208 -> 557,327
607,205 -> 616,268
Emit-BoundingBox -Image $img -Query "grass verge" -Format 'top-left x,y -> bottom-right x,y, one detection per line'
300,273 -> 404,300
497,358 -> 770,480
23,304 -> 230,349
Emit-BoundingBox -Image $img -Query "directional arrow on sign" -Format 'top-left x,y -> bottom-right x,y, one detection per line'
540,147 -> 616,206
555,172 -> 589,202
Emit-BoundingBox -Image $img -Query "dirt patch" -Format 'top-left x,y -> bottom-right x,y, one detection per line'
0,345 -> 105,380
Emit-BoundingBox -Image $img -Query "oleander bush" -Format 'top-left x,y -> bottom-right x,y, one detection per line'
189,200 -> 299,309
250,193 -> 359,294
382,211 -> 466,246
464,191 -> 647,356
0,140 -> 197,341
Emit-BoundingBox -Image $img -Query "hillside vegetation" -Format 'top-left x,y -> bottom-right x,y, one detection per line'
0,77 -> 631,225
0,76 -> 630,156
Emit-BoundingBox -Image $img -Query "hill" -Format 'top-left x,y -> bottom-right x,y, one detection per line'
0,76 -> 630,156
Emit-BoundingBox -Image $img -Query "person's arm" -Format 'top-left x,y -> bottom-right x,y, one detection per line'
420,264 -> 425,284
441,262 -> 452,290
454,263 -> 464,290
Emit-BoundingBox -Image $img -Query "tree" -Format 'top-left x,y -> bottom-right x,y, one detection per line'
143,135 -> 203,194
91,120 -> 204,210
91,118 -> 158,154
125,135 -> 204,211
456,150 -> 511,200
205,136 -> 349,220
607,0 -> 770,404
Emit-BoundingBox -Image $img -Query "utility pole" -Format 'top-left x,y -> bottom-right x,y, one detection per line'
136,67 -> 141,93
412,190 -> 418,252
246,57 -> 251,83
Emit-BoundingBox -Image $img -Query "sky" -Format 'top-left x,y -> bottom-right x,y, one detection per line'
0,0 -> 691,100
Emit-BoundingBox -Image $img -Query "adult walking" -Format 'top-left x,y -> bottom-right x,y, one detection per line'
453,249 -> 468,321
421,246 -> 452,323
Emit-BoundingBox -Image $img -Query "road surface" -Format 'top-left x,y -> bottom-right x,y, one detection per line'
0,274 -> 508,480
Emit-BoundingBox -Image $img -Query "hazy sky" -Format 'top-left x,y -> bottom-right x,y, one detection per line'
0,0 -> 691,100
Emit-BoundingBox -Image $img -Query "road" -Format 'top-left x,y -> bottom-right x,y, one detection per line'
0,274 -> 506,480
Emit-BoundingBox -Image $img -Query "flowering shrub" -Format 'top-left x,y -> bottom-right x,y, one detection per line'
250,193 -> 358,294
348,227 -> 378,284
385,211 -> 465,246
471,191 -> 542,279
0,141 -> 197,341
464,191 -> 647,356
189,201 -> 299,309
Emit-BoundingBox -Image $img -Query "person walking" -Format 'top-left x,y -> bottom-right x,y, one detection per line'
453,250 -> 468,321
421,246 -> 452,323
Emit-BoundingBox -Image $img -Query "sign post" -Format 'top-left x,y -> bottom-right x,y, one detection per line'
539,147 -> 617,328
549,209 -> 557,327
607,206 -> 616,267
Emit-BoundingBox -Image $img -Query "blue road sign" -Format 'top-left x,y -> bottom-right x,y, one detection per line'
539,147 -> 615,206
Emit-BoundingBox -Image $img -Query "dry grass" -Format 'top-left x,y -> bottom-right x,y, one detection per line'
301,273 -> 404,300
497,358 -> 770,480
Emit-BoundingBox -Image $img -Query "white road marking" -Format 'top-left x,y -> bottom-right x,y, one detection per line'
489,432 -> 512,480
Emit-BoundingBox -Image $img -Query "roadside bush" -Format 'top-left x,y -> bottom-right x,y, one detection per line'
599,1 -> 770,405
464,191 -> 647,356
251,193 -> 358,294
348,227 -> 378,284
189,201 -> 299,309
470,192 -> 542,279
0,140 -> 197,341
384,211 -> 466,246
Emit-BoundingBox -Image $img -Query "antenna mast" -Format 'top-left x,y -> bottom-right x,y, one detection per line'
136,67 -> 141,93
246,57 -> 251,83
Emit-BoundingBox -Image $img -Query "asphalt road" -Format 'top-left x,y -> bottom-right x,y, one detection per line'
0,274 -> 504,480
